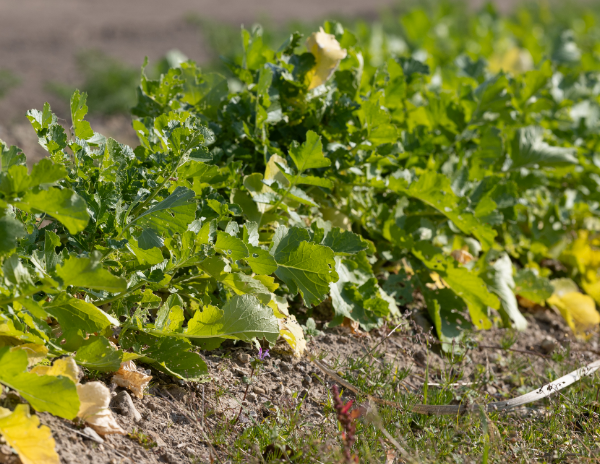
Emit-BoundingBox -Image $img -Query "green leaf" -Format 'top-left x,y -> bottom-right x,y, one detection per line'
74,336 -> 123,372
215,231 -> 249,261
382,270 -> 415,306
45,293 -> 119,348
137,228 -> 164,250
0,215 -> 25,256
420,284 -> 472,351
155,296 -> 185,332
361,94 -> 399,146
271,227 -> 339,306
185,294 -> 279,343
322,228 -> 367,255
288,131 -> 331,173
412,243 -> 499,329
330,252 -> 397,330
70,90 -> 94,140
0,140 -> 25,172
134,186 -> 196,235
14,188 -> 89,234
509,126 -> 578,170
220,272 -> 271,295
127,237 -> 164,266
246,245 -> 278,275
390,171 -> 497,250
55,255 -> 127,292
0,347 -> 79,419
120,331 -> 207,380
514,269 -> 554,304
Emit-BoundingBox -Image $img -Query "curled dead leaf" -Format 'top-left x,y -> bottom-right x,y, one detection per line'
342,317 -> 361,335
278,316 -> 306,358
306,28 -> 347,90
451,248 -> 474,265
77,382 -> 125,436
111,361 -> 152,399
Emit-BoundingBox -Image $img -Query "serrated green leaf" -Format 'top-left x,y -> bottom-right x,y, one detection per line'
134,186 -> 196,235
70,90 -> 94,140
0,140 -> 26,172
288,131 -> 330,172
185,294 -> 279,343
271,227 -> 339,306
13,188 -> 89,234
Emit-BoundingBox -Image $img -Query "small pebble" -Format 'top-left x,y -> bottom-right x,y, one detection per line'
252,386 -> 266,395
540,338 -> 558,354
238,352 -> 251,364
247,392 -> 258,402
280,362 -> 292,372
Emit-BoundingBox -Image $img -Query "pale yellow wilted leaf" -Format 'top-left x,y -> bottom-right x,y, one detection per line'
111,360 -> 152,399
264,154 -> 290,187
451,248 -> 474,265
31,357 -> 79,384
488,45 -> 533,74
560,231 -> 600,306
10,344 -> 48,367
77,382 -> 125,436
548,290 -> 600,339
0,404 -> 60,464
306,28 -> 347,90
278,316 -> 306,358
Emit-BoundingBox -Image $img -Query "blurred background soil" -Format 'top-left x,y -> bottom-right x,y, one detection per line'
0,0 -> 519,161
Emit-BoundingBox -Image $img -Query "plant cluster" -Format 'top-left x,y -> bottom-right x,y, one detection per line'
1,1 -> 600,461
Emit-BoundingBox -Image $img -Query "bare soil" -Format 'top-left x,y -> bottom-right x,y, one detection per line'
0,307 -> 594,464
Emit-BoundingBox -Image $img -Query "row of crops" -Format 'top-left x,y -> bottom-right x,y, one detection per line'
1,2 -> 600,460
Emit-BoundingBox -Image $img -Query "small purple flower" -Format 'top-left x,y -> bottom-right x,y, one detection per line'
258,347 -> 270,361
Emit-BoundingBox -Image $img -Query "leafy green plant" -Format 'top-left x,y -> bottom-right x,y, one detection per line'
2,1 -> 600,461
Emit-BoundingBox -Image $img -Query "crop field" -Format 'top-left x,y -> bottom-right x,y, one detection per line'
1,1 -> 600,463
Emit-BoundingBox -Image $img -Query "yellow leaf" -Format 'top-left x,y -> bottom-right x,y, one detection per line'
111,360 -> 152,399
560,231 -> 600,306
278,316 -> 306,358
31,357 -> 79,384
10,344 -> 48,367
488,45 -> 533,74
306,28 -> 347,90
548,290 -> 600,339
77,382 -> 125,436
0,404 -> 59,464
